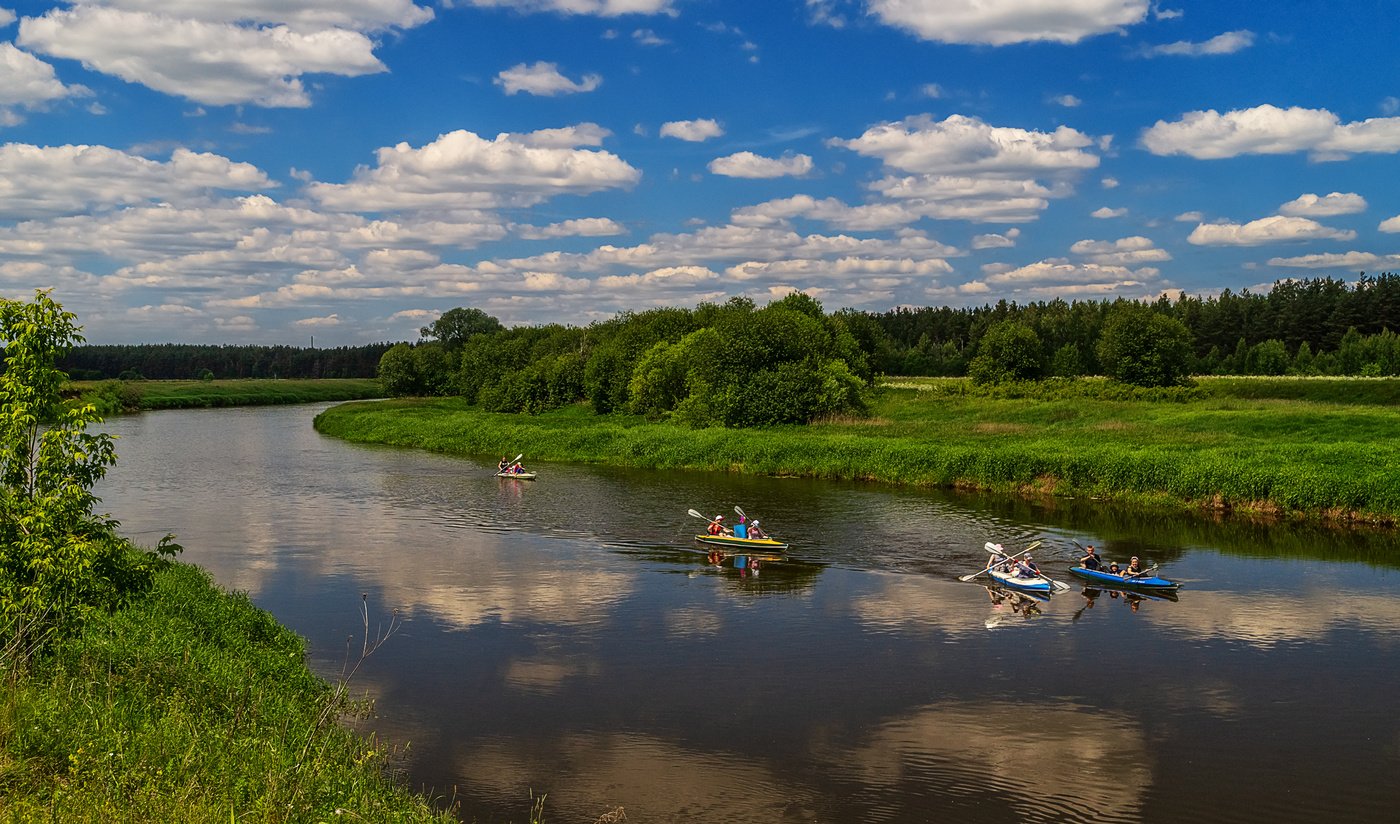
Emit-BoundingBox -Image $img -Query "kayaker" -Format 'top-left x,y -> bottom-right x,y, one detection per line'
1079,545 -> 1101,570
497,456 -> 508,472
1107,561 -> 1121,576
512,461 -> 527,475
707,515 -> 727,536
734,515 -> 749,539
1122,556 -> 1144,577
749,520 -> 767,539
986,542 -> 1009,571
1014,555 -> 1040,579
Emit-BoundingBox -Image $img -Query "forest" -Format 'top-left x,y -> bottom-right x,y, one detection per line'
58,342 -> 394,381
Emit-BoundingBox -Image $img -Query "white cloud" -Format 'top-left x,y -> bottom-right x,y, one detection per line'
1140,30 -> 1255,57
0,42 -> 87,111
0,9 -> 15,27
1101,177 -> 1119,188
307,126 -> 640,212
659,118 -> 724,142
0,144 -> 274,219
632,28 -> 667,45
1092,206 -> 1127,218
1175,210 -> 1203,222
1187,215 -> 1356,246
919,83 -> 943,99
450,1 -> 674,16
867,0 -> 1151,46
1278,192 -> 1366,217
19,7 -> 388,107
495,61 -> 601,96
1267,251 -> 1400,269
1070,236 -> 1171,265
972,229 -> 1018,250
1381,215 -> 1400,233
515,218 -> 626,239
708,151 -> 813,178
1142,104 -> 1400,160
84,1 -> 434,32
1050,94 -> 1082,107
832,114 -> 1100,177
967,258 -> 1166,300
293,313 -> 343,327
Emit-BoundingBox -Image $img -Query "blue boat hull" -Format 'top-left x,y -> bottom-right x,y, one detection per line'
1068,566 -> 1180,591
987,568 -> 1053,594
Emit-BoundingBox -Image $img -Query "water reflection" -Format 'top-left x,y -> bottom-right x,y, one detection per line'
92,405 -> 1400,823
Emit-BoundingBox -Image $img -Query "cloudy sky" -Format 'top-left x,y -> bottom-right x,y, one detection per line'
3,1 -> 1399,345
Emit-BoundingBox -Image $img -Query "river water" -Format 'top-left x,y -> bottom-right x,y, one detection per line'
95,404 -> 1400,823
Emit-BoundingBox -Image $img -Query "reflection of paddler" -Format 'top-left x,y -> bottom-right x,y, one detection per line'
707,549 -> 724,566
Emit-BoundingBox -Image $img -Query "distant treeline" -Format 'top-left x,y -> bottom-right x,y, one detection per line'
863,273 -> 1400,377
59,343 -> 393,381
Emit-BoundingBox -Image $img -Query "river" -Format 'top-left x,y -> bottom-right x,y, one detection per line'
95,403 -> 1400,823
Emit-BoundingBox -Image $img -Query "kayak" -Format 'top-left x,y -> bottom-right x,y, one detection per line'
496,471 -> 537,480
987,567 -> 1054,595
694,534 -> 789,551
1068,565 -> 1180,592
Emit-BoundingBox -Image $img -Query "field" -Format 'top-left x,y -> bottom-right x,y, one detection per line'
67,378 -> 383,412
313,376 -> 1400,523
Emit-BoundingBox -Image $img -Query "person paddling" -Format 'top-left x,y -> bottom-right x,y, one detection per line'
1079,545 -> 1101,570
1122,556 -> 1144,577
707,515 -> 729,536
749,520 -> 767,539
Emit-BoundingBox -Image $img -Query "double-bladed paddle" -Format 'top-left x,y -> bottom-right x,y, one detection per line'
959,540 -> 1041,582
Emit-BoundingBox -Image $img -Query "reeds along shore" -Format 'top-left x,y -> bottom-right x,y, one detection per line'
312,377 -> 1400,524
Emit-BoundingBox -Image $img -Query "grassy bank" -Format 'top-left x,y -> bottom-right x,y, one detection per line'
313,377 -> 1400,523
0,559 -> 455,823
67,378 -> 383,413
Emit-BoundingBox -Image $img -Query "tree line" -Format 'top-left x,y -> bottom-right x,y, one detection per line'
379,274 -> 1400,426
58,342 -> 394,381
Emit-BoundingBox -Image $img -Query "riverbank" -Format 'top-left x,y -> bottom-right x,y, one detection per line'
67,378 -> 383,413
0,556 -> 455,823
312,377 -> 1400,524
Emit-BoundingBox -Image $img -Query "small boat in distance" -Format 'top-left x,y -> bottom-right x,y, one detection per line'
496,471 -> 537,480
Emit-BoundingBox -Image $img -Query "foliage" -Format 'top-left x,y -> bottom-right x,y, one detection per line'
968,320 -> 1044,384
419,306 -> 504,350
0,292 -> 176,658
60,342 -> 391,380
1097,302 -> 1194,387
68,378 -> 382,412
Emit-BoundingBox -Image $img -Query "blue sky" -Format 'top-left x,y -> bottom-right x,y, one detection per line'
2,1 -> 1399,346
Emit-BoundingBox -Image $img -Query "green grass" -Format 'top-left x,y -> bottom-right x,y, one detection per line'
0,559 -> 456,823
67,378 -> 383,412
313,378 -> 1400,523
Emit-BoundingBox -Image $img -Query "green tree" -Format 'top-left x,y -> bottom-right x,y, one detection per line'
420,307 -> 504,350
1097,302 -> 1194,387
1245,339 -> 1289,375
968,320 -> 1043,384
377,343 -> 423,396
1,291 -> 174,657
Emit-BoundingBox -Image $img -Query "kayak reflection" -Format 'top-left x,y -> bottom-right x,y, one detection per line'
983,584 -> 1047,628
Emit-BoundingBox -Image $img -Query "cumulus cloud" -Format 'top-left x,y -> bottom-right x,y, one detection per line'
1092,207 -> 1127,218
707,151 -> 813,178
307,126 -> 640,212
1381,215 -> 1400,233
1187,215 -> 1356,246
293,313 -> 342,327
1267,251 -> 1400,269
515,217 -> 626,239
1070,236 -> 1171,265
79,1 -> 435,32
867,0 -> 1151,46
0,143 -> 274,219
972,228 -> 1019,249
1051,94 -> 1082,107
18,6 -> 389,107
965,258 -> 1166,300
659,118 -> 724,142
495,61 -> 601,96
449,0 -> 674,16
1142,104 -> 1400,160
1278,192 -> 1366,217
1139,29 -> 1255,57
832,114 -> 1099,177
0,42 -> 88,114
0,9 -> 14,27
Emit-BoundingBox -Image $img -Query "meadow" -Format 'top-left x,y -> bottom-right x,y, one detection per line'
313,376 -> 1400,523
68,378 -> 383,413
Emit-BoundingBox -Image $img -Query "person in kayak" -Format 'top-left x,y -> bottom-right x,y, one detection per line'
497,456 -> 509,472
1079,545 -> 1101,570
707,515 -> 728,536
1122,556 -> 1144,577
986,543 -> 1009,572
1013,554 -> 1041,579
1106,561 -> 1121,576
512,461 -> 527,475
749,520 -> 767,539
733,514 -> 749,539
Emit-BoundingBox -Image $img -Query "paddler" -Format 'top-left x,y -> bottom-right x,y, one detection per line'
1079,545 -> 1101,570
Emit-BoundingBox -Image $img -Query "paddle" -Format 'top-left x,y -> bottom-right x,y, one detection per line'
687,508 -> 733,535
1124,564 -> 1159,581
497,453 -> 523,474
958,541 -> 1040,582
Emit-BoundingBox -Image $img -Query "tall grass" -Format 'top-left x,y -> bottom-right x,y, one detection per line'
0,559 -> 456,823
315,386 -> 1400,523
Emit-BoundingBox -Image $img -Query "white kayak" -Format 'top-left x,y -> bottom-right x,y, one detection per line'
987,567 -> 1054,595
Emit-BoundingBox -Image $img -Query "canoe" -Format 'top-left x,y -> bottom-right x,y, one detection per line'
496,471 -> 537,480
987,567 -> 1054,595
694,534 -> 789,551
1067,565 -> 1180,591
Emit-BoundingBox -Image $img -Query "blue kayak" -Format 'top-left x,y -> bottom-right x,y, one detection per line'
1067,565 -> 1181,592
